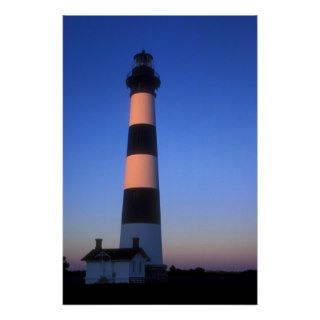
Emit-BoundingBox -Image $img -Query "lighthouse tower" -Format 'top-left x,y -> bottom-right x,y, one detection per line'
120,50 -> 166,280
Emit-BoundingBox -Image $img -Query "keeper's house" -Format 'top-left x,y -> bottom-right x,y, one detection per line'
81,238 -> 149,284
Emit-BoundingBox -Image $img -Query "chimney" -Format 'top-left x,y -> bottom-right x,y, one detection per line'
95,238 -> 102,250
132,237 -> 139,248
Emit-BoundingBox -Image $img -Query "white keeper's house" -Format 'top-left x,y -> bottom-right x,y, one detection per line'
81,238 -> 150,284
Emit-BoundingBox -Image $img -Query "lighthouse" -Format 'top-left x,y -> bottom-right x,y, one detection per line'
120,50 -> 166,281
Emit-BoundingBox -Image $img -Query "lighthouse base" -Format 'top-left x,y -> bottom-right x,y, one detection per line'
145,264 -> 168,283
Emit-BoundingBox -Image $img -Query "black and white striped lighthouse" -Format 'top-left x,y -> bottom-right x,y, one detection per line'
120,50 -> 166,279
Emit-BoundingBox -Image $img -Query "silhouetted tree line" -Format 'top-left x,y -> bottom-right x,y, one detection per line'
168,265 -> 205,274
63,256 -> 70,273
167,265 -> 257,280
63,256 -> 85,284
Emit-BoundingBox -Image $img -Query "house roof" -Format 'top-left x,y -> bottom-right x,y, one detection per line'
81,248 -> 150,262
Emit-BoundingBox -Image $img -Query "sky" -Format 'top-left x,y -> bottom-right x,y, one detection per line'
63,16 -> 257,271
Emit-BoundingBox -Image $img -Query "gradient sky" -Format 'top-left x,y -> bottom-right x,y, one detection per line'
63,16 -> 257,271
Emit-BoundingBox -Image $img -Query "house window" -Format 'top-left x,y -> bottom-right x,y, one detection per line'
133,261 -> 135,273
139,262 -> 142,273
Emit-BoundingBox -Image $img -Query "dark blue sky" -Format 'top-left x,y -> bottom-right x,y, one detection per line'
63,16 -> 257,271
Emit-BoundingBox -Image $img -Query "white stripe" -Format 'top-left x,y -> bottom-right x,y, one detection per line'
124,154 -> 159,189
129,92 -> 155,126
120,223 -> 163,265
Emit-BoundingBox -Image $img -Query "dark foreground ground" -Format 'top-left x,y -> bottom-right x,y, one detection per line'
63,270 -> 257,304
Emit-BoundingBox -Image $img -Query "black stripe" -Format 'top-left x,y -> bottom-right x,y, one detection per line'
127,124 -> 157,156
122,188 -> 160,224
